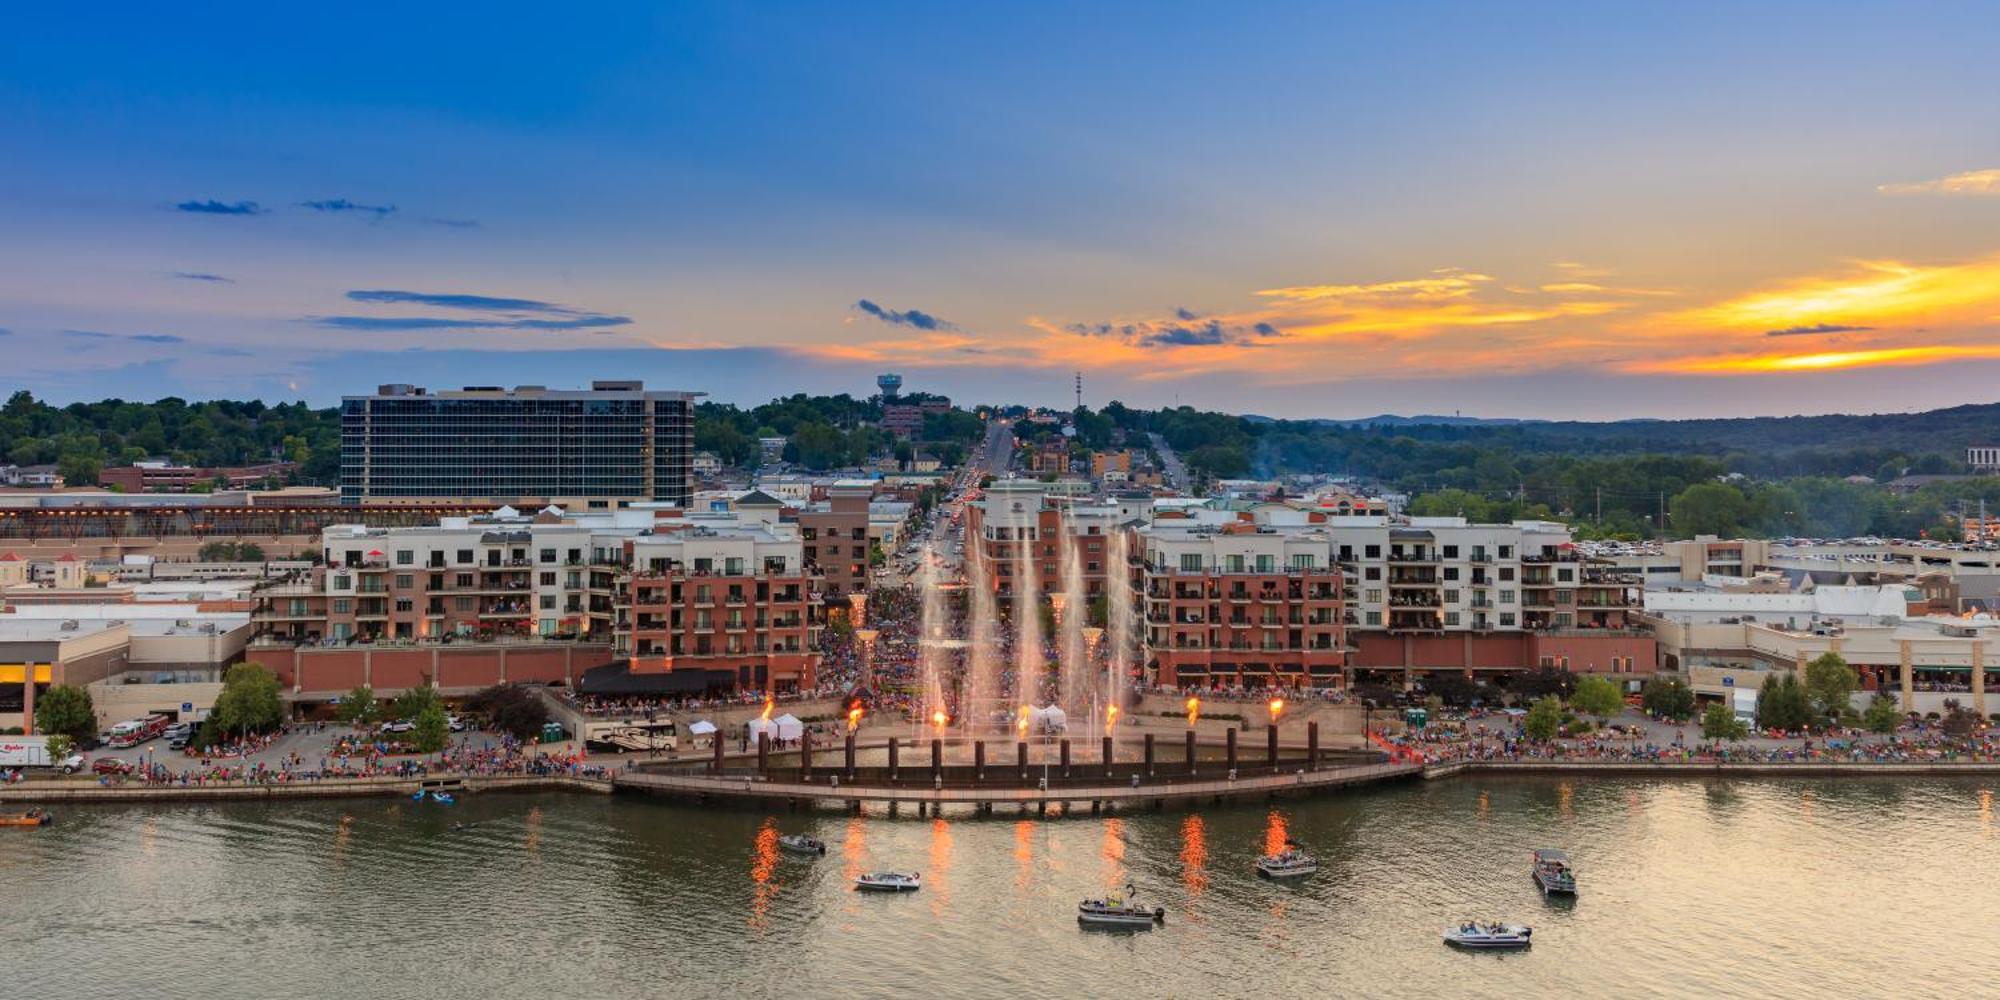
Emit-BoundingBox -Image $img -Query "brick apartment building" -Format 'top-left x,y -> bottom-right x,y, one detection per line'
99,460 -> 297,493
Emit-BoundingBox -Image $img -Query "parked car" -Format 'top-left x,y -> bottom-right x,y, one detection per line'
92,758 -> 136,776
447,715 -> 466,732
380,720 -> 415,734
167,731 -> 193,750
59,753 -> 86,774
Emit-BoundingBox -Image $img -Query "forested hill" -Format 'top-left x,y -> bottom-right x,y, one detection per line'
1346,401 -> 2000,457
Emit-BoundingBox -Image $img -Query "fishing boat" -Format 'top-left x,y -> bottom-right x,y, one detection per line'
1077,884 -> 1166,929
1444,921 -> 1533,949
1255,840 -> 1318,879
854,872 -> 921,892
0,808 -> 52,828
778,834 -> 827,856
1531,848 -> 1576,896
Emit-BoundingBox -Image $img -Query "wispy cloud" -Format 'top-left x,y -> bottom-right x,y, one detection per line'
1067,316 -> 1283,349
347,290 -> 570,312
175,199 -> 265,215
0,328 -> 12,337
64,329 -> 186,344
1764,323 -> 1872,337
170,271 -> 234,284
311,288 -> 632,333
854,299 -> 959,331
422,217 -> 481,229
301,197 -> 398,218
1876,168 -> 2000,197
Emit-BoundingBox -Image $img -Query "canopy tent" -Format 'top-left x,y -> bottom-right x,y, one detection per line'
746,717 -> 775,741
688,720 -> 718,736
1031,705 -> 1067,732
772,713 -> 804,741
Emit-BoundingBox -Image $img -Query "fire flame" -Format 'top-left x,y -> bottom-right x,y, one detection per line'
1017,705 -> 1031,737
1268,698 -> 1285,721
931,709 -> 948,730
847,706 -> 864,732
1106,704 -> 1119,730
760,698 -> 774,722
1185,696 -> 1200,726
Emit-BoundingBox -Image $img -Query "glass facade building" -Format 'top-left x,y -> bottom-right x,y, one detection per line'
340,381 -> 697,507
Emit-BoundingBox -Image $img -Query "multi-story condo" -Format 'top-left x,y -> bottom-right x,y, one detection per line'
1137,505 -> 1650,689
258,504 -> 821,696
340,380 -> 697,508
965,479 -> 1123,598
1139,520 -> 1346,688
798,481 -> 876,599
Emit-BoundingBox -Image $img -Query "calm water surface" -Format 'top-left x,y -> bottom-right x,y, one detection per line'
4,777 -> 1996,999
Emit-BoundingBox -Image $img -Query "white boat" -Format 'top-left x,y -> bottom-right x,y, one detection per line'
854,872 -> 921,892
1078,884 -> 1165,929
1256,842 -> 1318,878
1444,921 -> 1533,949
1531,848 -> 1576,896
778,834 -> 826,856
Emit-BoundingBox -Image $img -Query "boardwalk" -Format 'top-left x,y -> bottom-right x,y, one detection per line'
614,759 -> 1423,809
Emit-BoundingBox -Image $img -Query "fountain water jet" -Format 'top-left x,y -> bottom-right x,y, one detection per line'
916,540 -> 950,738
1012,520 -> 1044,708
964,526 -> 1002,734
1056,511 -> 1090,736
1107,526 -> 1136,725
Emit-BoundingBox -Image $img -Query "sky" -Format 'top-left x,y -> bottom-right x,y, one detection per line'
2,3 -> 1998,419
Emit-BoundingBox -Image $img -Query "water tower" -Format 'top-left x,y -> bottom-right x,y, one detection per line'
877,372 -> 903,400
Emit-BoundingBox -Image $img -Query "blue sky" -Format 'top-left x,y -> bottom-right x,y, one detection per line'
3,3 -> 1998,417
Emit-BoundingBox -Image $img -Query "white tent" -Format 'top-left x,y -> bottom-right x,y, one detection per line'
746,717 -> 775,742
688,720 -> 718,736
772,713 -> 804,741
1032,705 -> 1067,732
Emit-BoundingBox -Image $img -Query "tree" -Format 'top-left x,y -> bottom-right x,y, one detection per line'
392,684 -> 442,723
1862,694 -> 1902,734
1510,666 -> 1576,700
335,685 -> 380,726
464,684 -> 549,740
1802,652 -> 1859,721
1701,702 -> 1748,743
1940,699 -> 1982,738
1641,677 -> 1697,722
1570,675 -> 1625,724
1669,482 -> 1750,538
208,663 -> 284,740
33,684 -> 96,741
1523,696 -> 1564,741
44,733 -> 73,760
411,701 -> 450,753
1755,673 -> 1811,732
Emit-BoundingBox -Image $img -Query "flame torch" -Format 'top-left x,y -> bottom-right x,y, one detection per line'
847,705 -> 864,733
1017,705 -> 1032,738
1268,697 -> 1285,723
1106,704 -> 1119,731
1185,696 -> 1200,727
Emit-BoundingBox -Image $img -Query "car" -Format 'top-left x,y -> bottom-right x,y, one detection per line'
58,753 -> 86,774
92,758 -> 136,776
380,720 -> 415,734
447,715 -> 466,732
167,732 -> 192,750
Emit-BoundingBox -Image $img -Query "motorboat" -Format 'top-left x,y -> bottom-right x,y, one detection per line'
429,791 -> 456,805
778,834 -> 827,856
0,808 -> 52,828
854,872 -> 921,892
1531,848 -> 1576,895
1256,841 -> 1318,879
1078,884 -> 1165,929
1444,921 -> 1533,949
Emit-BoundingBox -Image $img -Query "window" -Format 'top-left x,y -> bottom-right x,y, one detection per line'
1226,554 -> 1246,573
332,598 -> 352,614
395,549 -> 413,565
1365,567 -> 1381,580
1365,589 -> 1382,603
456,549 -> 473,564
1443,589 -> 1460,603
1557,568 -> 1574,582
394,574 -> 413,589
1290,553 -> 1315,570
1179,553 -> 1203,572
1499,567 -> 1515,581
1499,590 -> 1515,603
567,548 -> 582,564
540,594 -> 556,610
1442,545 -> 1459,559
1500,613 -> 1515,626
1554,589 -> 1573,604
1364,544 -> 1381,559
1498,545 -> 1513,559
1445,611 -> 1461,626
395,599 -> 413,613
456,573 -> 473,588
1255,554 -> 1275,572
1443,567 -> 1459,581
1365,611 -> 1381,626
456,597 -> 474,611
540,572 -> 556,586
333,575 -> 351,590
540,548 -> 557,564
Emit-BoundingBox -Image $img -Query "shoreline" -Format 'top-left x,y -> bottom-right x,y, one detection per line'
8,757 -> 2000,807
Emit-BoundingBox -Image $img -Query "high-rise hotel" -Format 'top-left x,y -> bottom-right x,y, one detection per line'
340,381 -> 698,508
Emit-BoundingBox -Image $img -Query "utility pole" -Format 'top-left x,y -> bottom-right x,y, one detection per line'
1595,486 -> 1602,524
1658,490 -> 1667,534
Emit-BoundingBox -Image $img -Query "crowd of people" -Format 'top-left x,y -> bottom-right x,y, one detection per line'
85,728 -> 616,788
1388,715 -> 2000,766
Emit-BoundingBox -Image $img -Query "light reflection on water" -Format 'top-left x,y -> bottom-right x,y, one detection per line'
6,776 -> 1999,999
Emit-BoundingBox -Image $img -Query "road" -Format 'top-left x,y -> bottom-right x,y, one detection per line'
973,417 -> 1014,477
1147,431 -> 1188,490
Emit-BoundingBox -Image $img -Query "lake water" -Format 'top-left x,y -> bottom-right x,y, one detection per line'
5,776 -> 1995,999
